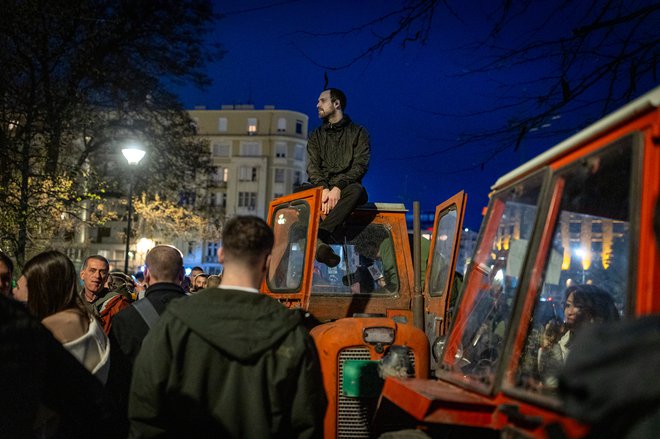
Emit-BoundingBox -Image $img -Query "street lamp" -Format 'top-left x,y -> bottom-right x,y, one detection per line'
573,247 -> 590,283
122,143 -> 146,274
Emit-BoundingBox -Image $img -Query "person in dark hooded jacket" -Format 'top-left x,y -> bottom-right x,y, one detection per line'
128,215 -> 326,438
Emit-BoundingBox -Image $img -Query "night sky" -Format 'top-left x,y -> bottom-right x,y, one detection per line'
170,0 -> 658,231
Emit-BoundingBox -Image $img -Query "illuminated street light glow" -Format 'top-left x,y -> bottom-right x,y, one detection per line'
122,143 -> 146,165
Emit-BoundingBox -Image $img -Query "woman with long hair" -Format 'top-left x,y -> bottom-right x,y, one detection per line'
15,250 -> 110,383
538,283 -> 619,389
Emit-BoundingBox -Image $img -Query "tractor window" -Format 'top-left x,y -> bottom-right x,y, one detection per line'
514,134 -> 635,399
267,202 -> 309,291
429,206 -> 458,297
440,171 -> 545,388
311,223 -> 398,295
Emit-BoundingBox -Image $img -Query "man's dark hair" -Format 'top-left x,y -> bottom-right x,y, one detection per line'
82,255 -> 109,270
327,88 -> 347,111
191,266 -> 204,272
222,216 -> 274,265
0,251 -> 13,275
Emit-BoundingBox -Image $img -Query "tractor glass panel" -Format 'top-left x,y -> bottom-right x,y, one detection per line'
514,134 -> 634,399
311,223 -> 398,295
267,202 -> 309,291
441,171 -> 544,387
429,206 -> 458,297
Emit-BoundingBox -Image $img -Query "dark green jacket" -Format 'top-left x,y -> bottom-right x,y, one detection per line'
307,115 -> 370,190
128,288 -> 326,439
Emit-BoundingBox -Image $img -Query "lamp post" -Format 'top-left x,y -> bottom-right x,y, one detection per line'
122,143 -> 146,274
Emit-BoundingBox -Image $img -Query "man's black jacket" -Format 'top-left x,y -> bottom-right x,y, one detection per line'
106,282 -> 186,428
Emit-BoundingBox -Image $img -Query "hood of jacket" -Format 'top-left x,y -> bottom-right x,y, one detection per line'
165,288 -> 303,362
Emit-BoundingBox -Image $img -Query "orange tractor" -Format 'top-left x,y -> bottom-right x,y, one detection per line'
263,189 -> 467,438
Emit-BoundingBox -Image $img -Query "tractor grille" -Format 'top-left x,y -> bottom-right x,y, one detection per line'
338,347 -> 373,438
337,347 -> 416,438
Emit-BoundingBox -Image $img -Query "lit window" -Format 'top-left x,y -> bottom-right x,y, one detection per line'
247,118 -> 257,135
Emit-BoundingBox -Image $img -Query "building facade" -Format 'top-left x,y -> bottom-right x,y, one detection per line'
189,104 -> 308,219
182,105 -> 309,273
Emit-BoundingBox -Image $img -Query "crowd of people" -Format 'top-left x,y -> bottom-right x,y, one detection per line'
0,215 -> 326,438
0,86 -> 371,438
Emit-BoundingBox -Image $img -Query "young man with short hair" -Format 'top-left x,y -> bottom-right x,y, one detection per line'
305,87 -> 370,267
107,245 -> 187,430
129,216 -> 326,438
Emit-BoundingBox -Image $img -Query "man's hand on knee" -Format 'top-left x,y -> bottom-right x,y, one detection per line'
322,187 -> 341,215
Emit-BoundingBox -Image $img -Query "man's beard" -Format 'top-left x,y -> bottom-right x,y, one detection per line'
319,107 -> 334,120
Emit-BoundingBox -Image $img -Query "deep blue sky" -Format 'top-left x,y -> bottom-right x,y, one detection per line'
171,0 -> 657,230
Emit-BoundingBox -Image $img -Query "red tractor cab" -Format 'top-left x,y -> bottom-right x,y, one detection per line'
376,86 -> 660,438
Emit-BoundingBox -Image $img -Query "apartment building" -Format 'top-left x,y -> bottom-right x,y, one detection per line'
184,104 -> 309,273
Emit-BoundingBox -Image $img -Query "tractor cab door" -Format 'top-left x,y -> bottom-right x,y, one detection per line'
263,187 -> 323,309
423,191 -> 467,369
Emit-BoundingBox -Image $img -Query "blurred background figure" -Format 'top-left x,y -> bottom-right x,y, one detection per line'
538,284 -> 619,390
107,271 -> 137,301
133,271 -> 147,299
191,272 -> 209,293
206,274 -> 221,288
188,266 -> 204,293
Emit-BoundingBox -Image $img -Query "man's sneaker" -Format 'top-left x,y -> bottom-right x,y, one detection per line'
316,242 -> 340,267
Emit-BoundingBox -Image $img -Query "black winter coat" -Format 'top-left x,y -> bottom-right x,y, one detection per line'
307,115 -> 370,190
128,288 -> 326,439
